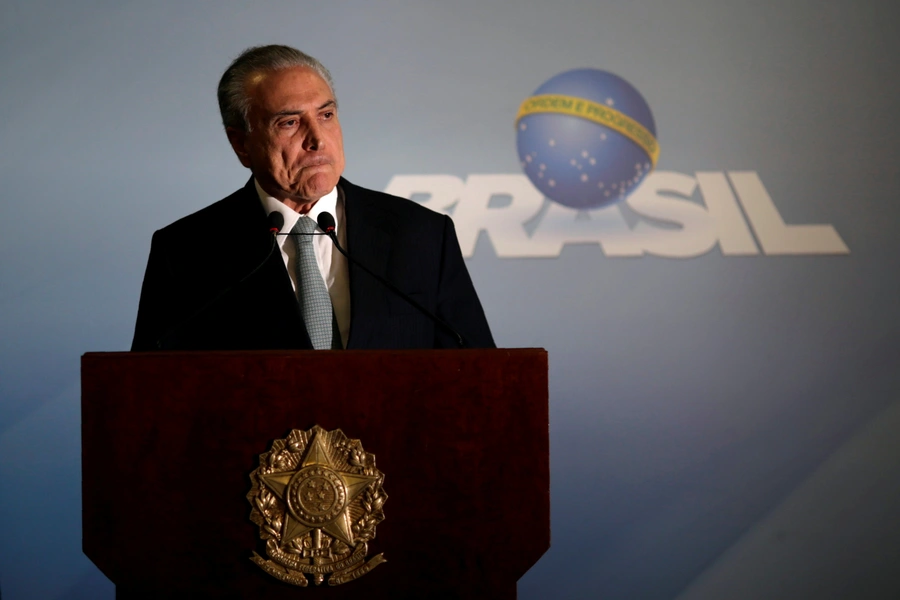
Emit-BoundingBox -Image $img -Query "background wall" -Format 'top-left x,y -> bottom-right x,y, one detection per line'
1,1 -> 899,598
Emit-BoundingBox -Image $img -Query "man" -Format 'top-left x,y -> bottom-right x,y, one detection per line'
131,45 -> 494,351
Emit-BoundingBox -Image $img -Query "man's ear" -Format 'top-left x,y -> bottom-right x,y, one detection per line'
226,126 -> 253,169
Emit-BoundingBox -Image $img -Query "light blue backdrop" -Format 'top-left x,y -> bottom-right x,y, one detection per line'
2,1 -> 899,598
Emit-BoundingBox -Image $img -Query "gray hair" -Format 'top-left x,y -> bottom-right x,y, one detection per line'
217,45 -> 336,131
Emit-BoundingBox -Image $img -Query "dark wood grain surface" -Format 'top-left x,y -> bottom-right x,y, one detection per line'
82,349 -> 549,599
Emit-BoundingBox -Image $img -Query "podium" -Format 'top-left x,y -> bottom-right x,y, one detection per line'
82,349 -> 549,598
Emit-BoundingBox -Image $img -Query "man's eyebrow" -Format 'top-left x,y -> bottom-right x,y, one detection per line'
267,110 -> 301,125
268,100 -> 337,124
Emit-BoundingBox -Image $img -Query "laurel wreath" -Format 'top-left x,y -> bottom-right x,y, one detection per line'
248,428 -> 388,587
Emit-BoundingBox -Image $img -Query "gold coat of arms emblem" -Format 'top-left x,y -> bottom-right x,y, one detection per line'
248,425 -> 387,586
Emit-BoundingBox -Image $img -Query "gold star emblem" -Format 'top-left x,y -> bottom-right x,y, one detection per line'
249,426 -> 387,586
259,430 -> 377,547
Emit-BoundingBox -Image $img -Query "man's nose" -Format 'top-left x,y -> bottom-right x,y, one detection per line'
303,121 -> 324,151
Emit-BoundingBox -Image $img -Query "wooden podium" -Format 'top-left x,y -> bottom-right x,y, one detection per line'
82,349 -> 549,599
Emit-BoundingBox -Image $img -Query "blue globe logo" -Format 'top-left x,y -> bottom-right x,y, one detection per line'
516,69 -> 658,209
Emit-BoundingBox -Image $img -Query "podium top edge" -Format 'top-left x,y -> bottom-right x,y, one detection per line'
82,348 -> 547,359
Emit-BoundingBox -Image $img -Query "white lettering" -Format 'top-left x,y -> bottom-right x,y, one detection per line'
627,171 -> 717,258
383,174 -> 463,215
453,175 -> 544,257
696,172 -> 759,255
531,201 -> 643,257
385,171 -> 849,258
729,171 -> 849,255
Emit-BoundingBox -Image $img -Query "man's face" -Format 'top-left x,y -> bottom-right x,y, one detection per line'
227,66 -> 345,208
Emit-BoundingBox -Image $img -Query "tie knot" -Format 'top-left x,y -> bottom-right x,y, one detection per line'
292,216 -> 317,235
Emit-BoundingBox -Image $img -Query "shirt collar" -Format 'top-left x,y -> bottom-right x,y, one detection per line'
254,179 -> 339,234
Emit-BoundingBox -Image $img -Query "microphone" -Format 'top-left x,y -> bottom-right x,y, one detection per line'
316,211 -> 467,348
154,211 -> 284,349
317,211 -> 336,234
267,211 -> 284,235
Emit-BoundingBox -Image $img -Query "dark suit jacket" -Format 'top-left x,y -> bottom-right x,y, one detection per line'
130,177 -> 494,351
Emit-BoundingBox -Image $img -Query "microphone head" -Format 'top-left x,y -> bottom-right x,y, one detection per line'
317,211 -> 336,233
267,211 -> 284,234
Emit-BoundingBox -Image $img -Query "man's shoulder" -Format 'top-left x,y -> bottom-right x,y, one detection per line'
154,180 -> 259,240
341,178 -> 446,225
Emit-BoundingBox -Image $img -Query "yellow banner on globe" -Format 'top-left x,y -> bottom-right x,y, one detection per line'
516,94 -> 659,167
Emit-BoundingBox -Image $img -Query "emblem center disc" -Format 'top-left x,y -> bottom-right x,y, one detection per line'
286,466 -> 348,526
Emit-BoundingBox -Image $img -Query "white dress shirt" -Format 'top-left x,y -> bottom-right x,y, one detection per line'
255,180 -> 350,348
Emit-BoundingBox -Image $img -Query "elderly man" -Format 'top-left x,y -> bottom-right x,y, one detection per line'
131,45 -> 494,351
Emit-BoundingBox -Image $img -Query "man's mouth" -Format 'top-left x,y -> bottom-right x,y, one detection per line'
301,157 -> 331,169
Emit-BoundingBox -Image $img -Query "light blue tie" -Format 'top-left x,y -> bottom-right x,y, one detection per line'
292,217 -> 336,349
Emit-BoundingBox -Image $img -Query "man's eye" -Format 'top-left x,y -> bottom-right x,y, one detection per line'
322,111 -> 334,119
279,119 -> 297,128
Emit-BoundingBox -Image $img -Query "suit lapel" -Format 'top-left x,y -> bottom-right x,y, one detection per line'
222,178 -> 312,349
341,179 -> 393,348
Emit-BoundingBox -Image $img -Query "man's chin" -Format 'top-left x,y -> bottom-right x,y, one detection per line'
298,173 -> 339,201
